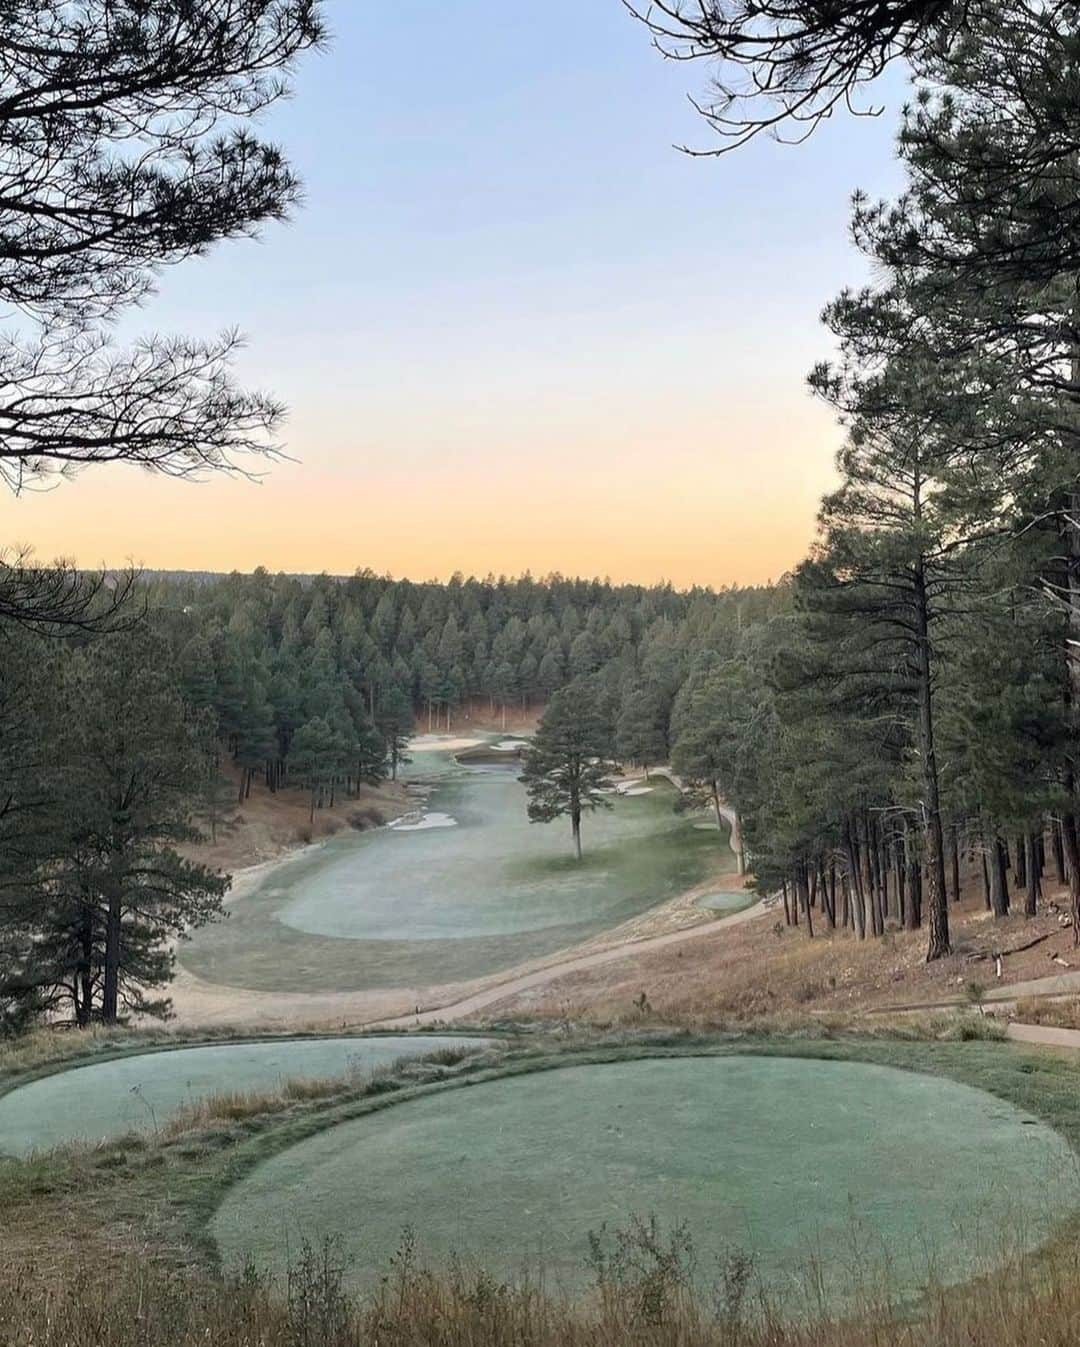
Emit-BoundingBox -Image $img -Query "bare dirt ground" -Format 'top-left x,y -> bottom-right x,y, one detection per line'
183,766 -> 411,876
415,698 -> 540,737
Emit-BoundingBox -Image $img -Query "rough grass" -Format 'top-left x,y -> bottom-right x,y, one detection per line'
1014,997 -> 1080,1030
510,1003 -> 1007,1043
159,1045 -> 480,1135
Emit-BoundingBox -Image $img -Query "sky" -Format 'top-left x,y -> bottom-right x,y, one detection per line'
0,2 -> 909,590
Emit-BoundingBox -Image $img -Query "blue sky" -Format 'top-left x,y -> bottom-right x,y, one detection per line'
2,1 -> 910,586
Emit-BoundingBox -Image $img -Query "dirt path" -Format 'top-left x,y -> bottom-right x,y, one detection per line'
1006,1022 -> 1080,1050
866,968 -> 1080,1018
361,896 -> 769,1030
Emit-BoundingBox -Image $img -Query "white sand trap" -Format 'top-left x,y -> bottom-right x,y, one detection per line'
410,735 -> 483,753
622,786 -> 654,796
492,739 -> 528,751
388,811 -> 458,832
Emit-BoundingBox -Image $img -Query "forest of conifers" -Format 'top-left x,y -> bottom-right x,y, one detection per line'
6,472 -> 1079,1032
0,567 -> 778,1028
9,0 -> 1080,1025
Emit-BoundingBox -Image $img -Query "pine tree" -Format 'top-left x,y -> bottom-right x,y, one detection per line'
520,682 -> 615,860
57,628 -> 228,1023
376,687 -> 414,782
289,717 -> 348,823
615,684 -> 669,778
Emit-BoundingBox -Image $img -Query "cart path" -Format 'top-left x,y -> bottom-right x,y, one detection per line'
360,882 -> 769,1029
1006,1022 -> 1080,1049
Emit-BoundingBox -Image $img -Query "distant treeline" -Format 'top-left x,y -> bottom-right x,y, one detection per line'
147,567 -> 779,791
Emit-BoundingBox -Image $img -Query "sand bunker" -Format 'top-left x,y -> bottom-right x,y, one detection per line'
410,735 -> 483,753
388,812 -> 458,832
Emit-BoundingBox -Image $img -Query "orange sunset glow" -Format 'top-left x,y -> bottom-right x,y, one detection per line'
0,390 -> 839,588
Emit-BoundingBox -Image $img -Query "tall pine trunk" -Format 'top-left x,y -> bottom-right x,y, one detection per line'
845,820 -> 866,939
913,550 -> 949,959
988,833 -> 1010,917
101,865 -> 123,1023
1025,832 -> 1042,917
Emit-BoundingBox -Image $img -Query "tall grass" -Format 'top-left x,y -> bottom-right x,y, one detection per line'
4,1220 -> 1080,1347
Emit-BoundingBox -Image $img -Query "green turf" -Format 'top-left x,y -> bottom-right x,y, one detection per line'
0,1035 -> 489,1157
696,889 -> 754,913
211,1053 -> 1080,1309
179,759 -> 732,992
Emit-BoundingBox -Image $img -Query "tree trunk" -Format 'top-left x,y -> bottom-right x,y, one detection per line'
1062,809 -> 1080,944
899,813 -> 915,932
75,905 -> 94,1028
913,549 -> 949,960
1053,820 -> 1066,883
101,868 -> 123,1024
988,833 -> 1010,917
845,821 -> 865,939
950,824 -> 961,904
1025,832 -> 1042,917
1015,835 -> 1027,887
798,863 -> 814,938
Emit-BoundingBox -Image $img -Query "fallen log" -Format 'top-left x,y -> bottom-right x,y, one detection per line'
966,932 -> 1052,964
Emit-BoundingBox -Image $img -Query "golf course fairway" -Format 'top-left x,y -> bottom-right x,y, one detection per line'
180,757 -> 732,993
0,1035 -> 490,1156
212,1054 -> 1080,1308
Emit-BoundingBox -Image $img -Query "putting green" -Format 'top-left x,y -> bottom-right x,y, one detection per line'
0,1036 -> 489,1156
213,1055 -> 1080,1308
180,761 -> 732,992
696,890 -> 754,913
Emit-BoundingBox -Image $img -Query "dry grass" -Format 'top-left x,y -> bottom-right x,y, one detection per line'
183,763 -> 409,874
493,860 -> 1080,1026
157,1045 -> 482,1135
4,1220 -> 1080,1347
160,1074 -> 349,1134
1013,997 -> 1080,1030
